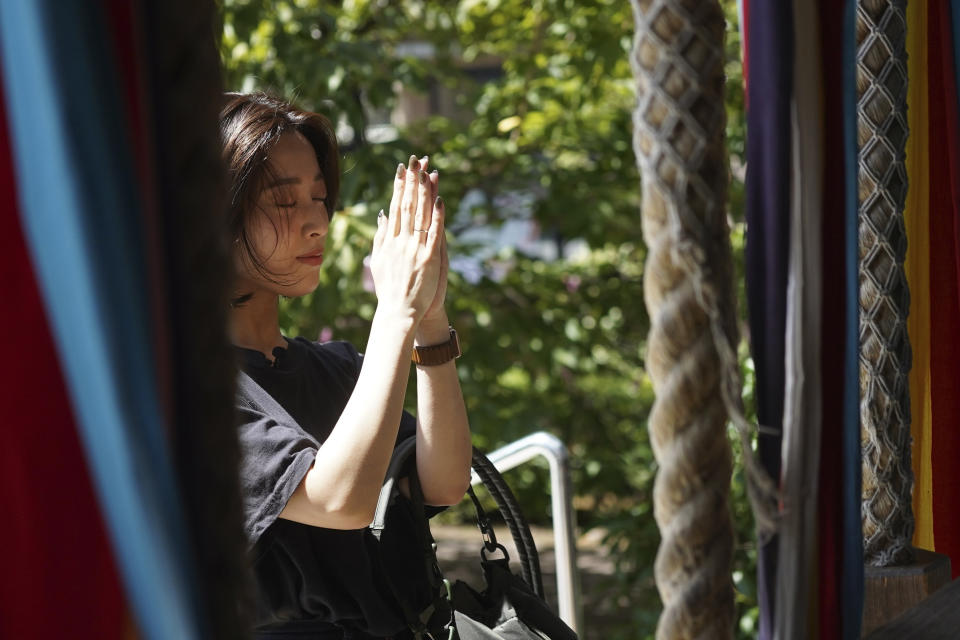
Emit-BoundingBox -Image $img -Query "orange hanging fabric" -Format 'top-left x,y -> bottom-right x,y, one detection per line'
906,0 -> 935,555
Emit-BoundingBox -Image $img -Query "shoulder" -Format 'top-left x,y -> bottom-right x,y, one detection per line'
235,369 -> 276,414
290,337 -> 363,378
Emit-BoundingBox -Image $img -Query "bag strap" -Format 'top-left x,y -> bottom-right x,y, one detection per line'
369,435 -> 417,539
368,434 -> 440,584
369,436 -> 454,638
466,486 -> 508,561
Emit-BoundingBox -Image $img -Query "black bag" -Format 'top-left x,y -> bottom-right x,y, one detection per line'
368,436 -> 453,638
369,438 -> 578,640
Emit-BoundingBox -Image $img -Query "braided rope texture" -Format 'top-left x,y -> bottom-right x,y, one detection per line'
856,0 -> 915,567
628,1 -> 742,637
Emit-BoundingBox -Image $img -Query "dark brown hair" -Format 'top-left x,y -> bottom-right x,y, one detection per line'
219,92 -> 340,303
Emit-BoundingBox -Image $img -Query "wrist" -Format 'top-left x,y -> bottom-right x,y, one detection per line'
371,307 -> 419,341
412,326 -> 461,366
415,312 -> 451,346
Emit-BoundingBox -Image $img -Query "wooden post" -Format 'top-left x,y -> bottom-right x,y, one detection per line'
861,547 -> 952,636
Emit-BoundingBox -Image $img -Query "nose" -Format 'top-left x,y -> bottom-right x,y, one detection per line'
303,201 -> 329,239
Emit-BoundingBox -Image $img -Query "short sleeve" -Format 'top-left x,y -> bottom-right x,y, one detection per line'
236,401 -> 320,546
317,340 -> 364,378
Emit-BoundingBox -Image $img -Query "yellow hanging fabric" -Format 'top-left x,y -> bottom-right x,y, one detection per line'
904,0 -> 934,552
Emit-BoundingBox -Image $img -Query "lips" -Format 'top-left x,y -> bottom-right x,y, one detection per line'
296,251 -> 324,267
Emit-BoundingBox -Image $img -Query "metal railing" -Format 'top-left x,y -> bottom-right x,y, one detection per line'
470,431 -> 583,634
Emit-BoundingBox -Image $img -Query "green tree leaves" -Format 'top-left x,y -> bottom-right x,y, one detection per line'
219,2 -> 757,636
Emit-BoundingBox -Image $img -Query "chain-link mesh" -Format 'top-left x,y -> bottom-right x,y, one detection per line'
856,0 -> 915,568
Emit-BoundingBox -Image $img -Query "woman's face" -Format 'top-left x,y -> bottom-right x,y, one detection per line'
235,130 -> 329,299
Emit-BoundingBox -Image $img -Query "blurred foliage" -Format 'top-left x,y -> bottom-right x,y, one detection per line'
219,1 -> 757,637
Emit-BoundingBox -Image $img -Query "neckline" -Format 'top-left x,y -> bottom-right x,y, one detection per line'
234,336 -> 303,372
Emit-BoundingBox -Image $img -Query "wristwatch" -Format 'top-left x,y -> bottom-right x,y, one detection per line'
412,327 -> 462,366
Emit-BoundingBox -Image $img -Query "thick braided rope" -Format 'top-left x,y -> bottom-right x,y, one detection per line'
629,2 -> 778,637
856,0 -> 915,567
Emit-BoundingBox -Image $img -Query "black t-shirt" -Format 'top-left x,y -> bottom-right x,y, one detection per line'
235,337 -> 426,639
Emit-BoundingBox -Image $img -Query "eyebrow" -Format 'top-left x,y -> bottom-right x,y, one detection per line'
267,172 -> 325,189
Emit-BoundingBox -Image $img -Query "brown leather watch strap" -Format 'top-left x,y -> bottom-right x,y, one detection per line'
412,327 -> 461,366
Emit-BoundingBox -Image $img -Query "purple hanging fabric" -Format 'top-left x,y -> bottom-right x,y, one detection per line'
745,2 -> 794,638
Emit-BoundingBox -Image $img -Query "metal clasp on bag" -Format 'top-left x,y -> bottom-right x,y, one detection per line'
419,579 -> 454,640
480,541 -> 510,563
467,486 -> 502,555
442,579 -> 454,640
479,518 -> 500,554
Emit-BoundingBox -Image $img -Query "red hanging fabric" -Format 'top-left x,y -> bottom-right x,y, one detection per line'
927,0 -> 960,579
817,0 -> 848,637
0,85 -> 129,639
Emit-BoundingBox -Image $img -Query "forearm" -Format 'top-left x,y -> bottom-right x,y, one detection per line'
301,310 -> 416,524
281,154 -> 453,529
414,314 -> 473,505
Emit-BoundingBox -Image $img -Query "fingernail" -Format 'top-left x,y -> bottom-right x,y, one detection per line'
378,209 -> 384,220
419,170 -> 428,184
396,163 -> 404,178
421,155 -> 429,165
431,170 -> 438,178
408,155 -> 419,171
435,196 -> 444,209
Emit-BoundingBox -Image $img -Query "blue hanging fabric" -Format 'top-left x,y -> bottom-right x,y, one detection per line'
840,0 -> 864,636
0,2 -> 203,639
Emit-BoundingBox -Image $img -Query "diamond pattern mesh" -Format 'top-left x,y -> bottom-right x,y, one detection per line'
856,0 -> 915,568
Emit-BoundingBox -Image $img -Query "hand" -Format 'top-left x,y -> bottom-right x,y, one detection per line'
420,234 -> 448,323
420,161 -> 448,324
370,155 -> 444,325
